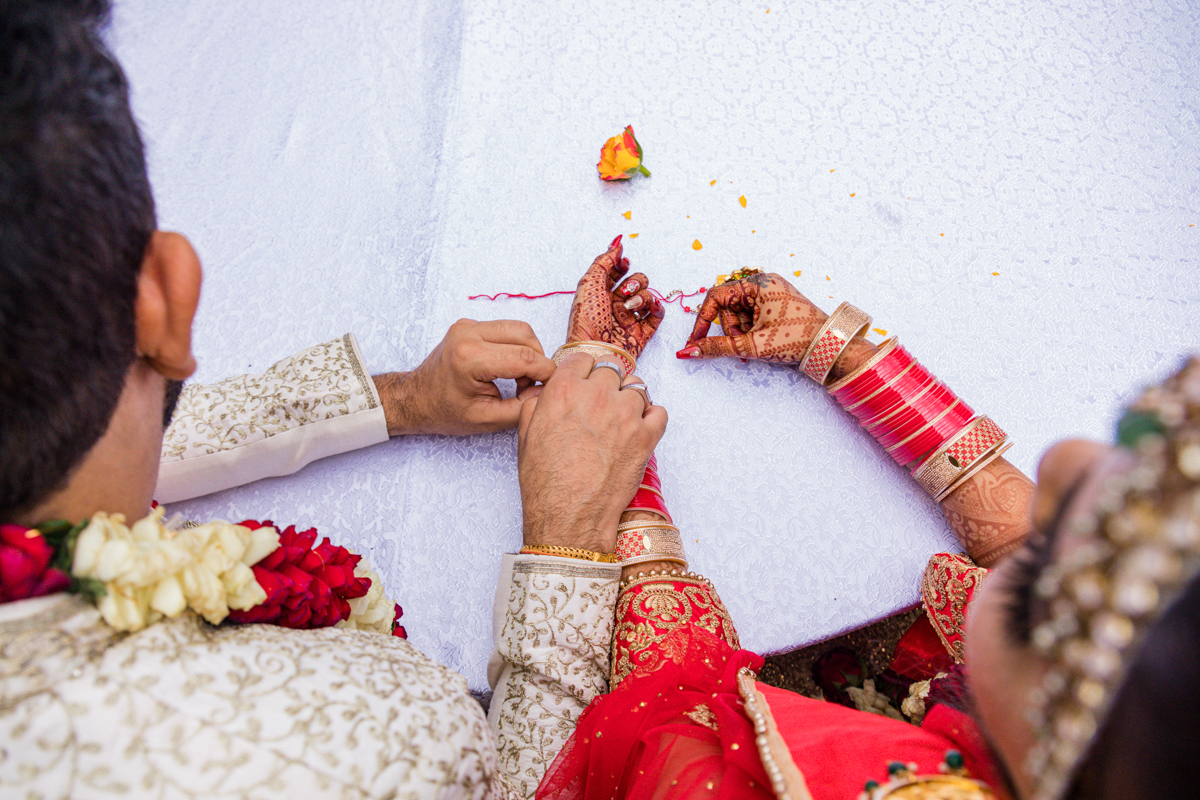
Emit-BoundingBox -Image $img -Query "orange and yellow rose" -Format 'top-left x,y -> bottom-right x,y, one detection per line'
597,125 -> 650,181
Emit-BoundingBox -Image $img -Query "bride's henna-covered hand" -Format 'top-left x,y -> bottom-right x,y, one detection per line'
675,272 -> 830,363
566,235 -> 665,358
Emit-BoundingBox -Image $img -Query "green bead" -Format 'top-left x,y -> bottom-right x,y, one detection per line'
887,761 -> 906,776
864,780 -> 880,791
944,749 -> 964,769
1117,409 -> 1164,448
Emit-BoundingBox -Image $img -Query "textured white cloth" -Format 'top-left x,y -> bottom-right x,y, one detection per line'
110,0 -> 1200,692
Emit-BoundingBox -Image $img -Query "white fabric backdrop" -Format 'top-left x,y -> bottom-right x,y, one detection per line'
110,0 -> 1200,690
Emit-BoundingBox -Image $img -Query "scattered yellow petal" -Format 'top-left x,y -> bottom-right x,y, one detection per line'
710,179 -> 717,186
622,211 -> 631,220
790,253 -> 795,256
850,193 -> 856,197
629,233 -> 639,238
825,275 -> 830,281
992,271 -> 999,276
872,328 -> 887,336
793,270 -> 802,277
830,169 -> 835,172
739,195 -> 747,208
692,239 -> 703,250
751,229 -> 756,233
940,233 -> 945,236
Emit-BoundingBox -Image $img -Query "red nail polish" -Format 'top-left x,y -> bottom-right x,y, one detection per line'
675,347 -> 700,359
610,234 -> 622,249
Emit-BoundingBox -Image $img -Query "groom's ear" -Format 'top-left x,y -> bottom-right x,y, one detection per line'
135,231 -> 202,381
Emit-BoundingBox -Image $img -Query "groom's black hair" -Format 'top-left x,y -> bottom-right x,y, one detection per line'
0,0 -> 156,519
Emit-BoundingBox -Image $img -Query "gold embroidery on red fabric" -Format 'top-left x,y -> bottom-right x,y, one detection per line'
920,553 -> 988,664
684,702 -> 719,730
610,578 -> 739,687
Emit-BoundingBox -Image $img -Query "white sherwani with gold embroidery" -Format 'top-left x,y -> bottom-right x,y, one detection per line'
0,335 -> 616,800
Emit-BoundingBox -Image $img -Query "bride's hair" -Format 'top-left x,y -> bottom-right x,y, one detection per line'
0,0 -> 156,519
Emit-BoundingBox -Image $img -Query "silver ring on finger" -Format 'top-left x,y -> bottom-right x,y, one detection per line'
621,381 -> 652,411
589,360 -> 625,381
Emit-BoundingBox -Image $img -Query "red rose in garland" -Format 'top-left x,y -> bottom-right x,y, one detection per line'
0,524 -> 71,603
228,521 -> 370,628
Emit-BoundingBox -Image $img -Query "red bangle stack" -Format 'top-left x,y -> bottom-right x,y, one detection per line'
625,453 -> 673,523
828,338 -> 975,467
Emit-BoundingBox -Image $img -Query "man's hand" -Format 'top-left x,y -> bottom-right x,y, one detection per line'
375,319 -> 555,436
517,353 -> 668,553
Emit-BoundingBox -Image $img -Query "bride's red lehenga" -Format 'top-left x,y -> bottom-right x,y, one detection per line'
538,557 -> 1010,800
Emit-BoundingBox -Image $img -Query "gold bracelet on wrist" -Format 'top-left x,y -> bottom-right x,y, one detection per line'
799,301 -> 872,385
552,341 -> 637,377
936,440 -> 1014,503
615,523 -> 688,568
911,416 -> 1009,499
519,544 -> 619,563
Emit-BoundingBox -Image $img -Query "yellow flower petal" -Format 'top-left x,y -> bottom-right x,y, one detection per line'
739,195 -> 747,208
692,239 -> 703,250
623,211 -> 631,220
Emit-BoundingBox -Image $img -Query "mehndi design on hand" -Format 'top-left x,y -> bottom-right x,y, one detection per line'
676,272 -> 828,363
566,235 -> 665,358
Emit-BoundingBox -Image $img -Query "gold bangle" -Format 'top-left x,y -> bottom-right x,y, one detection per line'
936,440 -> 1014,503
615,525 -> 687,567
519,544 -> 619,563
617,519 -> 677,533
842,360 -> 917,414
912,416 -> 1008,498
882,399 -> 962,456
552,341 -> 637,377
799,302 -> 872,385
621,553 -> 689,568
826,337 -> 900,393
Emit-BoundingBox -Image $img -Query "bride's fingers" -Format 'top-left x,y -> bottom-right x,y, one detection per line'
620,287 -> 654,313
641,297 -> 665,336
579,236 -> 629,294
614,272 -> 649,300
676,332 -> 755,359
685,289 -> 725,345
718,308 -> 746,337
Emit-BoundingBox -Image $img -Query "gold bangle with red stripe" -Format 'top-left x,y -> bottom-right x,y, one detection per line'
912,416 -> 1010,499
615,523 -> 688,568
800,302 -> 872,385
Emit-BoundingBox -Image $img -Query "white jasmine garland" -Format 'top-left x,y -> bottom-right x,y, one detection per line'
71,509 -> 278,631
336,557 -> 397,635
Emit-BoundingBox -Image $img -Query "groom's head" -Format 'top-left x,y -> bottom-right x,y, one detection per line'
1,0 -> 199,522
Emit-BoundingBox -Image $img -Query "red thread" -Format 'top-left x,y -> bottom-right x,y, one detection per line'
468,287 -> 708,310
466,290 -> 575,301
